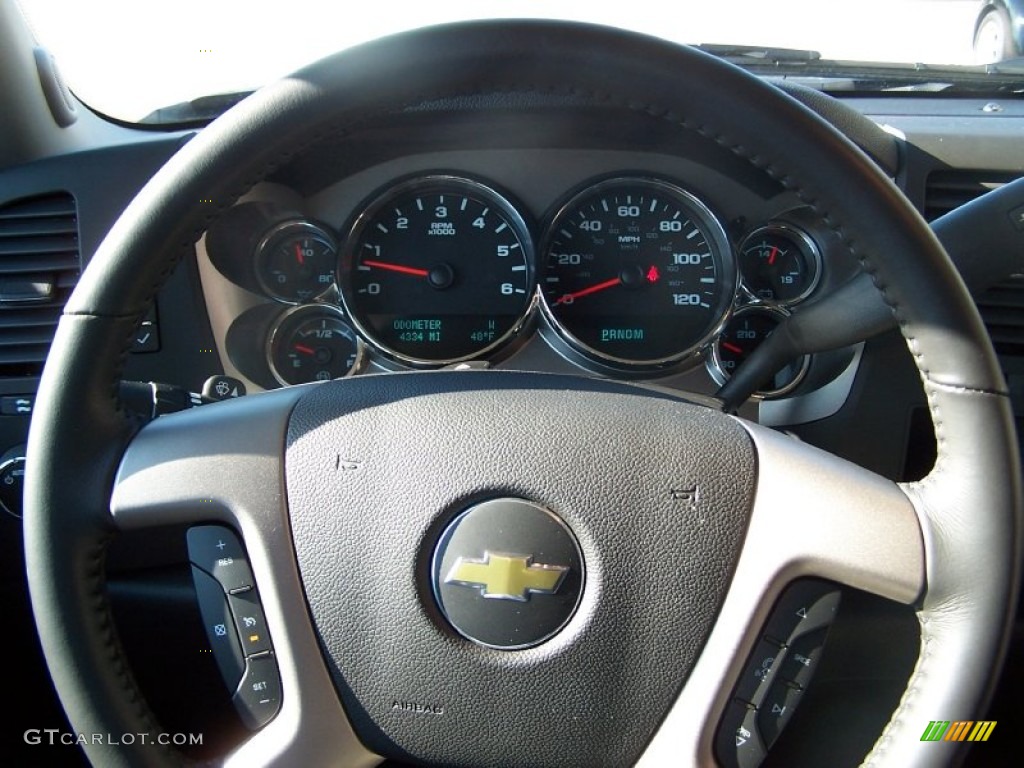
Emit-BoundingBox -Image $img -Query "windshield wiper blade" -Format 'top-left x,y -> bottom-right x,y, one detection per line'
698,46 -> 1024,93
985,56 -> 1024,75
696,44 -> 821,66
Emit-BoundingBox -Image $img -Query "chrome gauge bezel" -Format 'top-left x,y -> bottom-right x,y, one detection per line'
254,220 -> 339,305
707,305 -> 810,400
737,223 -> 822,307
538,176 -> 737,374
266,303 -> 365,387
338,174 -> 537,368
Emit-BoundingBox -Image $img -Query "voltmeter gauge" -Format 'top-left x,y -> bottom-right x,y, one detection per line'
255,221 -> 338,304
267,305 -> 363,386
738,225 -> 821,306
708,306 -> 809,399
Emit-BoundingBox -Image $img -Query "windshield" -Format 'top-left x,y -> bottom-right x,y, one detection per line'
19,0 -> 1011,123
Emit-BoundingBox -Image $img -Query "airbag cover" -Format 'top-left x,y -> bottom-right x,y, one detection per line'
285,371 -> 755,767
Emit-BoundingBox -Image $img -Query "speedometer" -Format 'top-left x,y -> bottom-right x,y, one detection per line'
339,175 -> 535,366
539,177 -> 735,371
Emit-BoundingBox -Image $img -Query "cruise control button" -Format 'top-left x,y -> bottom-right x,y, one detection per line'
187,525 -> 255,592
758,679 -> 801,748
734,638 -> 781,706
233,654 -> 282,730
228,589 -> 272,656
715,699 -> 766,768
191,566 -> 245,691
779,628 -> 827,689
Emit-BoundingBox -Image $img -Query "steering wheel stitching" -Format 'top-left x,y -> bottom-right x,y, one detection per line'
24,19 -> 1020,768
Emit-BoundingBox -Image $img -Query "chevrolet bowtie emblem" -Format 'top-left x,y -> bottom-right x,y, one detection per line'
445,552 -> 569,602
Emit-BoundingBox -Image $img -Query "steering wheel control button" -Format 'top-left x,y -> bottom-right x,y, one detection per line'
431,498 -> 584,649
188,525 -> 282,730
233,653 -> 283,730
187,525 -> 255,593
734,638 -> 782,704
778,628 -> 827,689
758,680 -> 802,748
190,565 -> 246,691
715,699 -> 767,768
717,580 -> 840,764
228,590 -> 272,656
763,579 -> 841,646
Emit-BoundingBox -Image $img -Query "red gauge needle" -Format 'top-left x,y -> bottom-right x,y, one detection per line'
722,342 -> 744,355
295,242 -> 305,265
767,247 -> 779,266
554,276 -> 622,305
364,259 -> 429,277
294,344 -> 316,356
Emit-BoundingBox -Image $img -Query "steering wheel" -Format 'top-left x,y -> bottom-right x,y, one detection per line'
24,20 -> 1020,768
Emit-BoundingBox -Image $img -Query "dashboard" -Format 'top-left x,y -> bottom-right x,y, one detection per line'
199,145 -> 855,403
1,14 -> 1023,761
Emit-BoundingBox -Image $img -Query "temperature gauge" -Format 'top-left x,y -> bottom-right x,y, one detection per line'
256,221 -> 337,304
268,305 -> 364,386
738,225 -> 821,305
709,307 -> 809,399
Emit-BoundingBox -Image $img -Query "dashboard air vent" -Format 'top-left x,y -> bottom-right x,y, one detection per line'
0,192 -> 80,376
923,169 -> 1020,222
927,170 -> 1024,429
976,274 -> 1024,361
977,273 -> 1024,430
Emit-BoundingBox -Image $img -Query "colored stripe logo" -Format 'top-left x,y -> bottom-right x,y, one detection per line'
921,721 -> 996,742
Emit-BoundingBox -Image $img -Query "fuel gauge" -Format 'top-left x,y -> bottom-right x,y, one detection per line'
738,225 -> 821,305
709,307 -> 809,399
268,305 -> 364,386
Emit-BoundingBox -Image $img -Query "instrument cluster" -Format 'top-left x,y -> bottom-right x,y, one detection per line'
204,172 -> 826,397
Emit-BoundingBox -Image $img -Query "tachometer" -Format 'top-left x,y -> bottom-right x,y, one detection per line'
339,175 -> 535,365
539,177 -> 735,370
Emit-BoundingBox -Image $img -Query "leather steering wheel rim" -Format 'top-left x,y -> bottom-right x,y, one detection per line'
24,19 -> 1021,768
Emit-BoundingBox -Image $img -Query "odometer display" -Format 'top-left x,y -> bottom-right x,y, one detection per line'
540,177 -> 735,369
339,176 -> 534,365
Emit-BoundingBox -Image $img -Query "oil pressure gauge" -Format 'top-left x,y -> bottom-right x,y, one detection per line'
255,220 -> 338,304
738,224 -> 821,306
